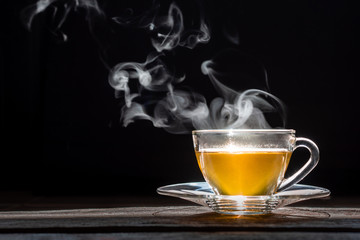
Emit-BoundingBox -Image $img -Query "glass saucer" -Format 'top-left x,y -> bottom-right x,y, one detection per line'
157,182 -> 330,215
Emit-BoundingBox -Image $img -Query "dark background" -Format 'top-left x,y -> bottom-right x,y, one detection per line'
2,0 -> 359,196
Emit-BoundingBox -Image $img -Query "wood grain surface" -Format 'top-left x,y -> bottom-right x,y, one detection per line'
0,206 -> 360,231
0,194 -> 359,239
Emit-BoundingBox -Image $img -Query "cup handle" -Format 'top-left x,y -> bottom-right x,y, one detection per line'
277,137 -> 320,192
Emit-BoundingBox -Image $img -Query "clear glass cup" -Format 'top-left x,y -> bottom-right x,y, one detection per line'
192,129 -> 319,196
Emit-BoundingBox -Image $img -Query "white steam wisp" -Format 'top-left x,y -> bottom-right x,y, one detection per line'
22,0 -> 286,133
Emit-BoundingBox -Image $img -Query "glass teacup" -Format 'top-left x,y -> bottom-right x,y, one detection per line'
192,129 -> 319,196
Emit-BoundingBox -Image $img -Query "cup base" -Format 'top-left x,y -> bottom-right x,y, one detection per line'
206,195 -> 278,215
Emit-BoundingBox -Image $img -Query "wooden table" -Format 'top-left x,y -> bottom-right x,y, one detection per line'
0,193 -> 359,239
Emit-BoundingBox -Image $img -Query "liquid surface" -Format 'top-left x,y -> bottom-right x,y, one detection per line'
196,151 -> 292,195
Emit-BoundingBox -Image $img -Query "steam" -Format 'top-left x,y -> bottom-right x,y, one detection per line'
150,3 -> 210,52
113,2 -> 210,52
22,0 -> 286,133
201,60 -> 285,129
21,0 -> 103,41
108,3 -> 285,133
109,54 -> 285,133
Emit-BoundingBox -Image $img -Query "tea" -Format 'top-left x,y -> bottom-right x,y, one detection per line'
195,150 -> 292,195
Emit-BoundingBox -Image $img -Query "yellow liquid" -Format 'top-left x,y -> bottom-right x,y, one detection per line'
196,151 -> 291,195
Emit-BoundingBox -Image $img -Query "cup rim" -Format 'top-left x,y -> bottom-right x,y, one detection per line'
192,129 -> 296,134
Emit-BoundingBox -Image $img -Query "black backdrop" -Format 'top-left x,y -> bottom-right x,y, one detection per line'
2,0 -> 359,196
